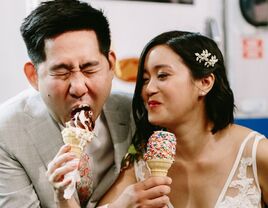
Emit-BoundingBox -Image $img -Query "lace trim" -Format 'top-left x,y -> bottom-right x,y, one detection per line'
216,157 -> 261,208
216,132 -> 265,208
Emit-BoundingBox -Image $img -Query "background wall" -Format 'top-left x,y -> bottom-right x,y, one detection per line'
0,1 -> 29,103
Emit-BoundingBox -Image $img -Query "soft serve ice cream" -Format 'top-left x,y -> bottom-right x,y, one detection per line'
62,105 -> 94,158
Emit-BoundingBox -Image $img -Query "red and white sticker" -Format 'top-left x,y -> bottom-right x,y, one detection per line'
242,38 -> 263,59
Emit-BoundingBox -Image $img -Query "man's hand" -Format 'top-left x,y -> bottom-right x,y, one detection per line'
109,176 -> 172,208
46,145 -> 78,201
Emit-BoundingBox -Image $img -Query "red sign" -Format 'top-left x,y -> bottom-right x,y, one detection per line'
242,38 -> 263,59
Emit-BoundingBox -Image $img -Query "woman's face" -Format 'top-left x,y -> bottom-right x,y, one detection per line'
141,45 -> 200,129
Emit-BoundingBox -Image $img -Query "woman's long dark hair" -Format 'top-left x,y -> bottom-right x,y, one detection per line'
132,31 -> 234,153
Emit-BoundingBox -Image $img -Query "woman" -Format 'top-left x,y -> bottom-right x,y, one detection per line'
98,31 -> 268,208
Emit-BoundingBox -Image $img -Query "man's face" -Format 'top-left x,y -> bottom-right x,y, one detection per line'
33,30 -> 115,125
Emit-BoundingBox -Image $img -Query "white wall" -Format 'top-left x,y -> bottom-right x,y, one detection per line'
0,1 -> 29,103
225,0 -> 268,118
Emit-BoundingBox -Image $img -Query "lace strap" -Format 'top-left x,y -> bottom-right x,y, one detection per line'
252,132 -> 266,193
215,131 -> 256,206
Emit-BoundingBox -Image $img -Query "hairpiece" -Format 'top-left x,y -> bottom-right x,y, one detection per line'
195,49 -> 218,68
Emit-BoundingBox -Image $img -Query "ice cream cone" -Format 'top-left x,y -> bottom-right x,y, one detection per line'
61,105 -> 94,199
144,131 -> 176,177
147,159 -> 173,176
68,145 -> 82,158
62,130 -> 83,158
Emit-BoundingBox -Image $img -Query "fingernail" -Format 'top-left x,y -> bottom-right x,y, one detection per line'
168,177 -> 172,184
64,144 -> 71,149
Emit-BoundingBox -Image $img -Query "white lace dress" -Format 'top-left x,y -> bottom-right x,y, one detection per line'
134,131 -> 265,208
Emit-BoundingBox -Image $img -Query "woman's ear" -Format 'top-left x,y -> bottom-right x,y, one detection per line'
24,62 -> 39,91
196,73 -> 215,96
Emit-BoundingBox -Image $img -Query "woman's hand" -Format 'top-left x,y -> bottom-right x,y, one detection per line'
46,144 -> 79,201
109,176 -> 172,208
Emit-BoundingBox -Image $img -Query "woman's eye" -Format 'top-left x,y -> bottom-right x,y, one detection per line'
142,77 -> 149,85
157,73 -> 168,79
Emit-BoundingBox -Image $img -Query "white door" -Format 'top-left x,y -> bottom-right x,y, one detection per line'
225,0 -> 268,135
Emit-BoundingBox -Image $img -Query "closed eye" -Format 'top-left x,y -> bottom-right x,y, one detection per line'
49,63 -> 72,79
82,69 -> 94,75
49,70 -> 71,79
80,62 -> 100,75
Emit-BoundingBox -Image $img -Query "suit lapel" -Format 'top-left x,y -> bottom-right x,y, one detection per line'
89,95 -> 134,203
104,109 -> 131,170
25,93 -> 63,168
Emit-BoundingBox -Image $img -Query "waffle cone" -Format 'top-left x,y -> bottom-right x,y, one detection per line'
68,145 -> 82,158
62,132 -> 82,158
147,159 -> 173,176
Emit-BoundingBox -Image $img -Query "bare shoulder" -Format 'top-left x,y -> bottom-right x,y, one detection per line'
256,135 -> 268,205
256,135 -> 268,168
230,124 -> 268,164
231,124 -> 252,134
226,124 -> 253,143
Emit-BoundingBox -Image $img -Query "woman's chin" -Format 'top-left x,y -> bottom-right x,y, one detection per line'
148,118 -> 164,127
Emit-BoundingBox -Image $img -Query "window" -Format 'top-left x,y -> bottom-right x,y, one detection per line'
240,0 -> 268,26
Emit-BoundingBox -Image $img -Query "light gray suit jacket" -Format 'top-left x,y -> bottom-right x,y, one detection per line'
0,88 -> 135,208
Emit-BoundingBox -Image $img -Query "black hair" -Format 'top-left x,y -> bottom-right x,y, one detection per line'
132,31 -> 235,152
20,0 -> 111,65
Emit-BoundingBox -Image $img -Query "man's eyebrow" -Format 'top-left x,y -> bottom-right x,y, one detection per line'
50,63 -> 73,71
80,61 -> 99,69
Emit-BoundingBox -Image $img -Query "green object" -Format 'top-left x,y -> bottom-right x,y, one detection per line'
128,144 -> 137,155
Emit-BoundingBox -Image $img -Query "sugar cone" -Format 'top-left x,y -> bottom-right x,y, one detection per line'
62,130 -> 83,158
68,144 -> 82,158
147,159 -> 173,176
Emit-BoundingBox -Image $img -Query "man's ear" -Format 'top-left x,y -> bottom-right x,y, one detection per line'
24,62 -> 39,91
196,73 -> 215,96
107,50 -> 116,73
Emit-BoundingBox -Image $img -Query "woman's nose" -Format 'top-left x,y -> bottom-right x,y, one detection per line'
69,72 -> 88,98
145,78 -> 158,95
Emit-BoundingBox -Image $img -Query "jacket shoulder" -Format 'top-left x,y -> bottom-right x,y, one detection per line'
106,92 -> 133,112
0,88 -> 44,127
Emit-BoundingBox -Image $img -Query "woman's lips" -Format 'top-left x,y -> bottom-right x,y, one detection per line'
148,100 -> 161,108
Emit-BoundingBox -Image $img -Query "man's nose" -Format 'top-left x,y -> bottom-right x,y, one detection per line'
69,72 -> 88,98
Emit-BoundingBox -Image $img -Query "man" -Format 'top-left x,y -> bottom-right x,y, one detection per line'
0,0 -> 134,207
